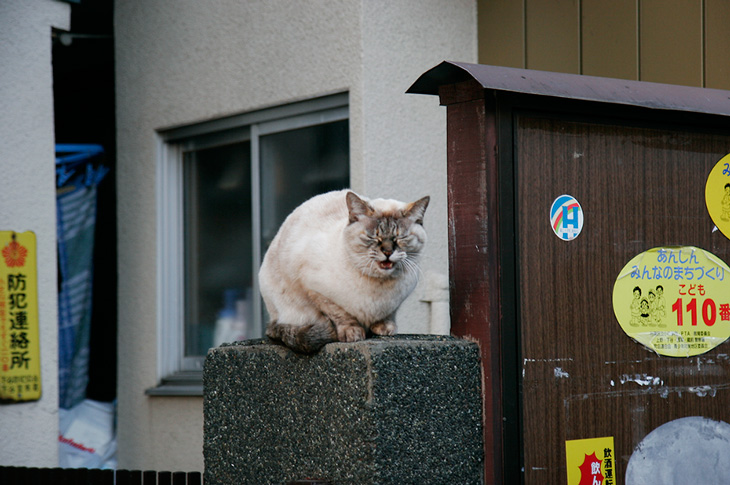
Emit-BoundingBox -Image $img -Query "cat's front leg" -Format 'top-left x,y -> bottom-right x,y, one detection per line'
307,290 -> 366,343
370,314 -> 397,336
338,324 -> 366,342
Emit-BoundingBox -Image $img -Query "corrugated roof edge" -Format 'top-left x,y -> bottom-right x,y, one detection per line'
407,61 -> 730,117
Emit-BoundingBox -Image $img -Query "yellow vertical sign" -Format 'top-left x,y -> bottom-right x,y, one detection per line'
0,231 -> 41,402
565,436 -> 616,485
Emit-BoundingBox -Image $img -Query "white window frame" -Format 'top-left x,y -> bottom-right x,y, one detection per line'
152,93 -> 349,394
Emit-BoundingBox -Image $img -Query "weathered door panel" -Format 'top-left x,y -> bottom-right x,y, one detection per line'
517,115 -> 730,483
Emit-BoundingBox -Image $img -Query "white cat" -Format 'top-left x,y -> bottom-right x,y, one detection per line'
259,189 -> 429,353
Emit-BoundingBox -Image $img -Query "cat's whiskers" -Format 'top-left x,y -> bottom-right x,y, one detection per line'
367,259 -> 378,277
356,254 -> 377,278
401,254 -> 423,281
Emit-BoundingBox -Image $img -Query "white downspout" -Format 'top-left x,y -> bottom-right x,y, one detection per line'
420,271 -> 451,335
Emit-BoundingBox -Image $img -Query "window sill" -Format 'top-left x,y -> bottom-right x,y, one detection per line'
145,371 -> 203,397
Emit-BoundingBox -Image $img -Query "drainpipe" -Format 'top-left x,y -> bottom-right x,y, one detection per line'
420,271 -> 450,335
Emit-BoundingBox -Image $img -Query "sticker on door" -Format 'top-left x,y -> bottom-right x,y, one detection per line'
550,194 -> 583,241
613,246 -> 730,357
565,436 -> 615,485
705,153 -> 730,239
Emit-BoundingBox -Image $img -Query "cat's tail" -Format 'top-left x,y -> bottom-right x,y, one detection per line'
266,320 -> 337,354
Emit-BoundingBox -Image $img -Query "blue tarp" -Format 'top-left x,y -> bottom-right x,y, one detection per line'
56,144 -> 107,410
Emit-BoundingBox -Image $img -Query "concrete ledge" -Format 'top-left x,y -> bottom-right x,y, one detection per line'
203,335 -> 484,484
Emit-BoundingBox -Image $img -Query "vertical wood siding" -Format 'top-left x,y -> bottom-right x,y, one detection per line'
478,0 -> 730,89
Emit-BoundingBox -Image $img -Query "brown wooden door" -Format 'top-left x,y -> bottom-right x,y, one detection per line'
516,114 -> 730,484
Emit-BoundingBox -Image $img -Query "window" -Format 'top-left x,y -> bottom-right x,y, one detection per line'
153,94 -> 349,393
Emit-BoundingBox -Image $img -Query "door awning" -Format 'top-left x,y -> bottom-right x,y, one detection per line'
408,61 -> 730,117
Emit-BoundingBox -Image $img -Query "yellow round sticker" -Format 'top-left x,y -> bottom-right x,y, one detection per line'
613,246 -> 730,357
705,153 -> 730,239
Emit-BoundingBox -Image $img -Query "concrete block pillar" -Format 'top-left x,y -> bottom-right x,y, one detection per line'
203,335 -> 484,484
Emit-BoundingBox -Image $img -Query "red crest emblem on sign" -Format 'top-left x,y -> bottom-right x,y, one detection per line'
2,235 -> 27,268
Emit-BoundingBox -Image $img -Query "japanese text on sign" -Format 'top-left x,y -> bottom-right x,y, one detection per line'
0,231 -> 41,402
565,436 -> 615,485
613,246 -> 730,357
629,247 -> 724,281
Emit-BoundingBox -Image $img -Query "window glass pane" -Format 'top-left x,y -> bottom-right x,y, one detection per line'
260,120 -> 350,251
183,142 -> 256,357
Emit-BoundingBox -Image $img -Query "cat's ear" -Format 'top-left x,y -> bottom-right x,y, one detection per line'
346,191 -> 374,223
403,196 -> 430,225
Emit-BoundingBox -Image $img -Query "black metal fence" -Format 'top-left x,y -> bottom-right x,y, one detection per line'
0,467 -> 202,484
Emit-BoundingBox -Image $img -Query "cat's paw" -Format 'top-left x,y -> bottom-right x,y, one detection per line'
337,325 -> 366,343
370,320 -> 396,336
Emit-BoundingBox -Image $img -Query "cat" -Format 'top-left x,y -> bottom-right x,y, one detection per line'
259,189 -> 429,353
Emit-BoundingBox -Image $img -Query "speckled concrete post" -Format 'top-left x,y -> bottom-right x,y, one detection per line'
203,335 -> 484,484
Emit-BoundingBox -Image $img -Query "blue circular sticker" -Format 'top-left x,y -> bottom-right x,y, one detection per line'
550,194 -> 583,241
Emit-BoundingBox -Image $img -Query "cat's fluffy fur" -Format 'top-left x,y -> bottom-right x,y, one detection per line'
259,189 -> 429,353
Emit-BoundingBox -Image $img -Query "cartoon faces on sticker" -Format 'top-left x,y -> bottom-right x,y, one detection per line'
722,183 -> 730,221
629,285 -> 667,327
704,154 -> 730,238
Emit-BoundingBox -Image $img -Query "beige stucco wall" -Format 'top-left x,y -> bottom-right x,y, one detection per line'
0,0 -> 69,467
115,0 -> 475,471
